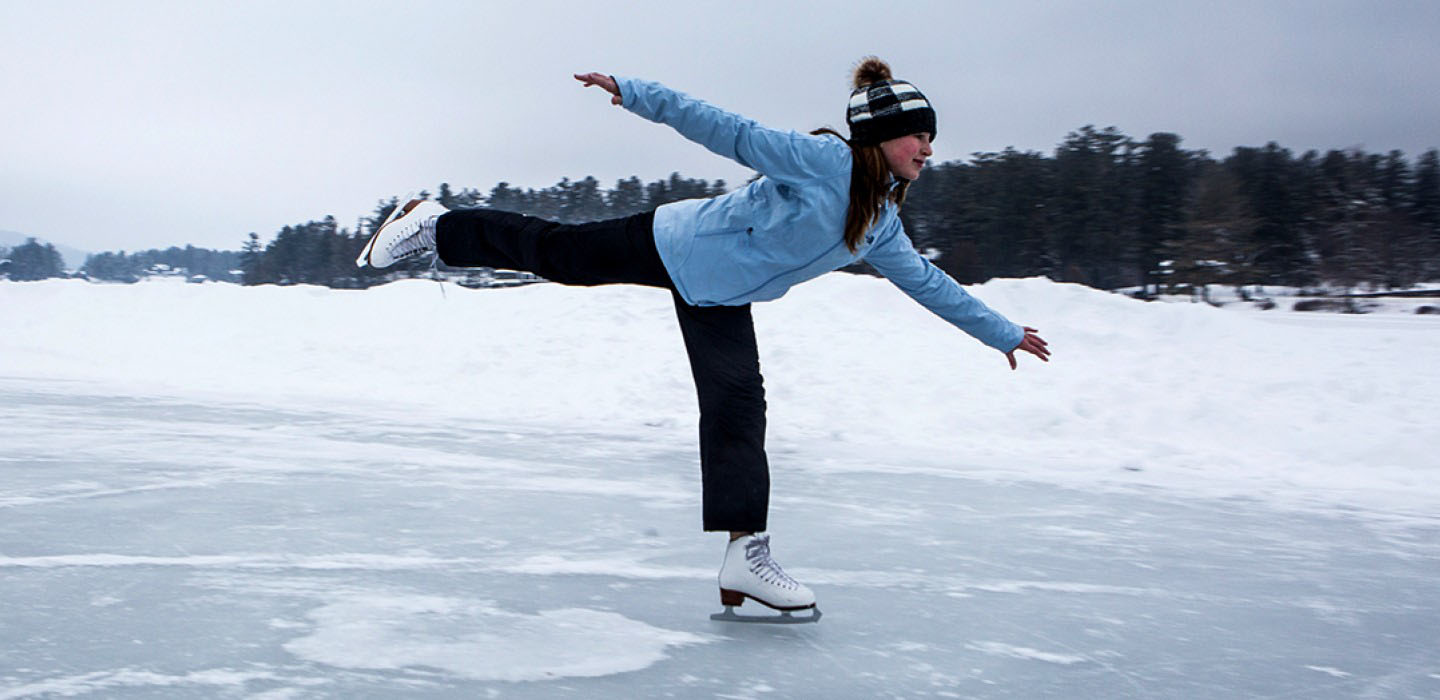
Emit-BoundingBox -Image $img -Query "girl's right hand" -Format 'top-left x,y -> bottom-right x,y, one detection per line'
574,73 -> 622,105
1005,327 -> 1050,370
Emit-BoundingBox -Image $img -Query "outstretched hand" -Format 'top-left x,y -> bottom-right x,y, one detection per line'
1005,327 -> 1050,370
574,72 -> 622,105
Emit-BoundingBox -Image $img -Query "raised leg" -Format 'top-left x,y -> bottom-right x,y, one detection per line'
433,209 -> 671,289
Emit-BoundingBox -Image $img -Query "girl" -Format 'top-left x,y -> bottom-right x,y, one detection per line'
357,58 -> 1051,621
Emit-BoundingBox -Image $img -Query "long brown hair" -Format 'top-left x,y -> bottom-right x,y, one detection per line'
812,128 -> 910,253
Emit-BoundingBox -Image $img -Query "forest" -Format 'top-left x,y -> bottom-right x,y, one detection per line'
10,127 -> 1435,296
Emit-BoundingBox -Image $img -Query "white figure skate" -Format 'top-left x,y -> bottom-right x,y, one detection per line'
710,533 -> 821,624
355,195 -> 448,268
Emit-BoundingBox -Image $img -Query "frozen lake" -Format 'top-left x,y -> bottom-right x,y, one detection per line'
3,377 -> 1438,698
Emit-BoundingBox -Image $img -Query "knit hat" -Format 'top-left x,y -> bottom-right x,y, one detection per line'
845,57 -> 936,147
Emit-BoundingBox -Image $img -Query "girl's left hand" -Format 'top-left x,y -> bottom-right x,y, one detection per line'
574,72 -> 622,105
1005,327 -> 1050,370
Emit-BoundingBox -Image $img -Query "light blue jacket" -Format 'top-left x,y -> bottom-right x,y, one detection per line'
617,77 -> 1024,353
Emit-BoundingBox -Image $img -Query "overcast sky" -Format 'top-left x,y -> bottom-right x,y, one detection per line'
3,0 -> 1439,254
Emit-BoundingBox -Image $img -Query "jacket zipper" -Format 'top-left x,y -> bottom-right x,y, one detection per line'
695,226 -> 753,238
714,239 -> 845,305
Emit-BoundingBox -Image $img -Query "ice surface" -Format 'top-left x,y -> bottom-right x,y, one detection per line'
2,380 -> 1438,697
2,275 -> 1438,697
965,642 -> 1088,666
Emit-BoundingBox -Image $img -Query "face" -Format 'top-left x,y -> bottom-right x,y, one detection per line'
880,132 -> 934,181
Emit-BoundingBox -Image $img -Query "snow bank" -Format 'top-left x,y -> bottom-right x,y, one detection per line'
2,274 -> 1435,519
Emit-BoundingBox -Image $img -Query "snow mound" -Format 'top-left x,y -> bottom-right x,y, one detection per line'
2,273 -> 1436,518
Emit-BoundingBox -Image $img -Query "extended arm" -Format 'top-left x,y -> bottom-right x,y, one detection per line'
575,71 -> 848,185
864,219 -> 1051,369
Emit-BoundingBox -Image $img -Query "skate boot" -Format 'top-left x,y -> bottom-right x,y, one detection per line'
355,197 -> 449,268
710,533 -> 821,624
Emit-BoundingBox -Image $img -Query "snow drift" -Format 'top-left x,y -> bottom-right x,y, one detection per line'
2,274 -> 1435,520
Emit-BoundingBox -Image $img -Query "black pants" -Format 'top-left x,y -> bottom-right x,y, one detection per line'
436,208 -> 770,532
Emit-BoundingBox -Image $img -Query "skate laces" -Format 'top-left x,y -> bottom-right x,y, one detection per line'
745,535 -> 800,590
386,214 -> 437,261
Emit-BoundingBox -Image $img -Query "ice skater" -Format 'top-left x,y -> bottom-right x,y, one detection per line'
356,57 -> 1051,623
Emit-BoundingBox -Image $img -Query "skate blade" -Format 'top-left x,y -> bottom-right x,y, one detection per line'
355,190 -> 418,267
709,606 -> 822,624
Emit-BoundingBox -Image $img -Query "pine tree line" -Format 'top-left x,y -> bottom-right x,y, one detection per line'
81,246 -> 242,283
902,129 -> 1440,295
13,129 -> 1439,293
237,133 -> 1437,294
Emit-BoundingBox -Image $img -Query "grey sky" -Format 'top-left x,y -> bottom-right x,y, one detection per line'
3,0 -> 1438,254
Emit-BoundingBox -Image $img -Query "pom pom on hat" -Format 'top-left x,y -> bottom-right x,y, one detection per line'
846,57 -> 936,146
852,56 -> 893,89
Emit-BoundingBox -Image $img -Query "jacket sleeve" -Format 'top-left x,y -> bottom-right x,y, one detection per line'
616,76 -> 849,185
862,217 -> 1025,353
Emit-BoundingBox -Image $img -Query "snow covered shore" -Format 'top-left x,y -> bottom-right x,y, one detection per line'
3,274 -> 1435,521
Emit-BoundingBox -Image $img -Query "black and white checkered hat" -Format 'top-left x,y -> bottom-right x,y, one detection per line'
846,79 -> 936,147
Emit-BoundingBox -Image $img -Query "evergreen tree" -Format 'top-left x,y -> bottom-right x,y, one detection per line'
1375,150 -> 1424,288
987,149 -> 1053,280
1311,149 -> 1393,293
81,251 -> 131,282
240,233 -> 263,284
645,172 -> 715,207
436,182 -> 484,210
1135,133 -> 1193,294
6,238 -> 65,281
608,176 -> 648,217
487,183 -> 522,213
645,177 -> 672,207
1049,126 -> 1134,288
1411,149 -> 1440,280
1226,143 -> 1312,286
1171,161 -> 1256,299
560,175 -> 607,223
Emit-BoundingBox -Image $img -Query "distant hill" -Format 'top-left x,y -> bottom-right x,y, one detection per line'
0,230 -> 91,271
